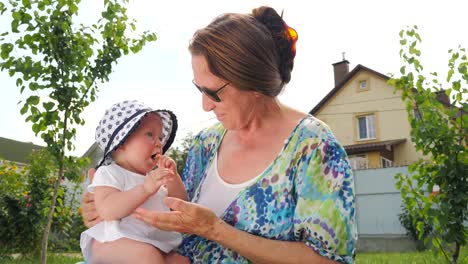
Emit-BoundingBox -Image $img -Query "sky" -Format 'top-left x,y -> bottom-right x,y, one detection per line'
1,0 -> 467,157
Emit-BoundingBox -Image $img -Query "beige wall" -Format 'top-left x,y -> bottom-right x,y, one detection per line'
367,151 -> 381,168
315,70 -> 425,164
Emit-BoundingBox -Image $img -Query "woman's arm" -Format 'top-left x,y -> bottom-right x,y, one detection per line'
134,198 -> 340,264
212,219 -> 339,264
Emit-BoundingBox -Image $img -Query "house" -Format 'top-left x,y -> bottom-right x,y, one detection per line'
81,142 -> 102,169
309,60 -> 426,169
0,136 -> 44,166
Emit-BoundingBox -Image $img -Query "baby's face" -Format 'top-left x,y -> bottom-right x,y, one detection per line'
117,113 -> 163,174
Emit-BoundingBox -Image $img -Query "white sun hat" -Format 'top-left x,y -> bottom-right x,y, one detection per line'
95,100 -> 177,169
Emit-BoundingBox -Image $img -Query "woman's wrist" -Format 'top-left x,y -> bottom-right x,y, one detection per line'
207,217 -> 230,242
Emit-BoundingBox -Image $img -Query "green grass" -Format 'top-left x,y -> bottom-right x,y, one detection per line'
356,249 -> 468,264
1,253 -> 83,264
2,249 -> 467,264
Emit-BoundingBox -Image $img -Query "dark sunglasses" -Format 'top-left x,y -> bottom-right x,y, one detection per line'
192,80 -> 230,102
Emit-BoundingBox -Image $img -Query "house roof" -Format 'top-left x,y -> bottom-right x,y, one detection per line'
309,63 -> 462,116
81,142 -> 99,158
0,137 -> 44,164
344,138 -> 407,155
310,64 -> 390,115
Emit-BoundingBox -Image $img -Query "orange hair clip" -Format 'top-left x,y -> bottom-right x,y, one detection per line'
285,24 -> 298,57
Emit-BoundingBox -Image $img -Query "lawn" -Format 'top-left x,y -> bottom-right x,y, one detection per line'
2,249 -> 467,263
1,253 -> 83,264
356,249 -> 468,264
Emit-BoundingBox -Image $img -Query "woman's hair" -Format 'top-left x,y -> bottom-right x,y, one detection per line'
189,6 -> 297,97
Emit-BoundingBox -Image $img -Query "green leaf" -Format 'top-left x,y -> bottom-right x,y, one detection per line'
27,95 -> 40,105
20,104 -> 28,115
447,69 -> 454,82
11,20 -> 19,33
12,11 -> 21,21
452,80 -> 461,91
69,3 -> 78,14
43,102 -> 55,111
22,0 -> 31,8
1,43 -> 14,60
400,66 -> 406,74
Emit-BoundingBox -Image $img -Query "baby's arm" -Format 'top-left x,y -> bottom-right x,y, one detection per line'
95,169 -> 173,221
158,155 -> 188,201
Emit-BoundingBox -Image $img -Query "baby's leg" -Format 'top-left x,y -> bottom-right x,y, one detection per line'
165,251 -> 191,264
91,238 -> 165,264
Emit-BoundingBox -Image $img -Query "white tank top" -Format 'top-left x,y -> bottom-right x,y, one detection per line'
196,152 -> 259,217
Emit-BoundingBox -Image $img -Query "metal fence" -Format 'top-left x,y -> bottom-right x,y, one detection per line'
352,166 -> 421,252
354,166 -> 409,236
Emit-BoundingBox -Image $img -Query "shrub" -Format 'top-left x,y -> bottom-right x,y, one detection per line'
398,204 -> 433,251
0,149 -> 87,256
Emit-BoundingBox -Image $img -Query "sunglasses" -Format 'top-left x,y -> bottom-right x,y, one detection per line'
192,80 -> 230,102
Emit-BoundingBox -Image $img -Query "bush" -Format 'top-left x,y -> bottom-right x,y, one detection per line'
398,204 -> 433,251
0,149 -> 87,256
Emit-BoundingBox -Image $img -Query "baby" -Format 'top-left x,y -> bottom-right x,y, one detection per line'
80,100 -> 187,264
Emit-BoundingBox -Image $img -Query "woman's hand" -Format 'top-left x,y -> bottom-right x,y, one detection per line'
80,168 -> 102,228
133,197 -> 222,239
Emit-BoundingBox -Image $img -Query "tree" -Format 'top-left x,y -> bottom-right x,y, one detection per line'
0,0 -> 156,262
167,133 -> 195,175
389,26 -> 467,263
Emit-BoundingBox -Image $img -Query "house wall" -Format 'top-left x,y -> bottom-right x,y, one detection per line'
315,70 -> 424,164
367,151 -> 380,168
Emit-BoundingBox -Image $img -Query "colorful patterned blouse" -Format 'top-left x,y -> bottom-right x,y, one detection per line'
178,115 -> 357,263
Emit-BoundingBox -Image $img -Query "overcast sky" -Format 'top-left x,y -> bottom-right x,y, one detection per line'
1,0 -> 467,157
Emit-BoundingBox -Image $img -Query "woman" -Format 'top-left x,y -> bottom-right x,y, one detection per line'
82,6 -> 357,263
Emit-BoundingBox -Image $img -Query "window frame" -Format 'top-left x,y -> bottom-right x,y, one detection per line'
356,78 -> 370,92
380,156 -> 393,168
356,113 -> 377,141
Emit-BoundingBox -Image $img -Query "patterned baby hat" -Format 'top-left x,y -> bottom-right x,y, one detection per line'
95,100 -> 178,169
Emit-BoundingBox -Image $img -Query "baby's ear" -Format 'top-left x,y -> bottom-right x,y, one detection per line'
110,146 -> 125,161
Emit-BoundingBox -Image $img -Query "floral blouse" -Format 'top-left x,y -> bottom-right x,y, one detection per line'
177,115 -> 357,263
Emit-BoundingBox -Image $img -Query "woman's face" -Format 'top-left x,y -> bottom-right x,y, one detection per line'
191,55 -> 258,130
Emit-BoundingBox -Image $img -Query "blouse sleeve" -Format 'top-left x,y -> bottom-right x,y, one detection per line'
88,166 -> 124,193
181,130 -> 215,202
293,126 -> 357,264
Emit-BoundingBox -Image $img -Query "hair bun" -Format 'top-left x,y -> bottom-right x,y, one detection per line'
252,6 -> 297,84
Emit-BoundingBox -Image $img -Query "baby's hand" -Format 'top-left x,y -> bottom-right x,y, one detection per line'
143,168 -> 173,195
157,155 -> 178,176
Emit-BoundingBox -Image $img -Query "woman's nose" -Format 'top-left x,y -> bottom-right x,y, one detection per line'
202,94 -> 215,112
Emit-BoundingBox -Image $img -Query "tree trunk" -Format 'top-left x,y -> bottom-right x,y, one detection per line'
451,242 -> 460,264
41,115 -> 68,264
40,166 -> 64,264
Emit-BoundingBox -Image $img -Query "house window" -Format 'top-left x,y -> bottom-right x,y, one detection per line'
359,80 -> 367,89
381,157 -> 393,168
357,114 -> 376,140
357,79 -> 370,92
349,154 -> 368,170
